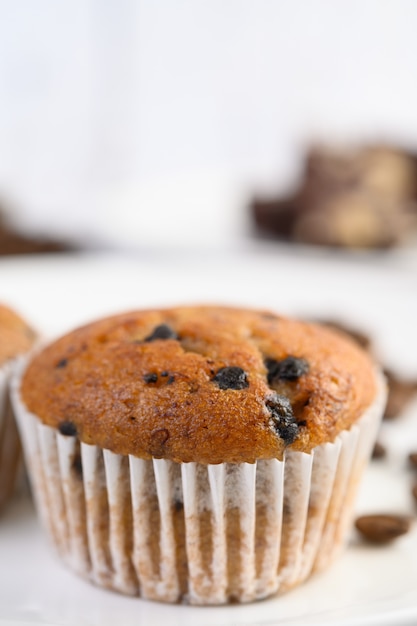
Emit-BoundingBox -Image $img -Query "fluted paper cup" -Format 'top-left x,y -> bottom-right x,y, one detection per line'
11,363 -> 386,604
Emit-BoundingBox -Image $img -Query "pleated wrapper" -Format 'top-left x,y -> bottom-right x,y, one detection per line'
11,361 -> 386,604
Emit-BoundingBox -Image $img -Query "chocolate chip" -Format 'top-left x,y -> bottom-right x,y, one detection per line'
149,428 -> 170,457
143,373 -> 158,384
408,452 -> 417,469
58,421 -> 77,437
265,356 -> 309,384
372,441 -> 386,460
167,375 -> 175,384
151,428 -> 169,444
56,358 -> 68,369
266,394 -> 298,444
213,366 -> 249,390
160,371 -> 169,377
144,324 -> 178,342
355,514 -> 412,544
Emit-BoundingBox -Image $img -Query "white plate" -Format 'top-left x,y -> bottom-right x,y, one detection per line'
1,251 -> 417,626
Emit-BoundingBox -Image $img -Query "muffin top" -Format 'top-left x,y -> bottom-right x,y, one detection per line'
0,304 -> 36,366
21,305 -> 378,463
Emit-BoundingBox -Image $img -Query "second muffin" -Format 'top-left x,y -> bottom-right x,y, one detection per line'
12,305 -> 386,603
0,304 -> 36,512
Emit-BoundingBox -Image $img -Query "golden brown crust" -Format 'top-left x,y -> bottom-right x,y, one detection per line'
0,304 -> 36,365
21,306 -> 377,463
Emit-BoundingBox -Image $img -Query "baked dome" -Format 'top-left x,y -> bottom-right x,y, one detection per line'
21,305 -> 377,464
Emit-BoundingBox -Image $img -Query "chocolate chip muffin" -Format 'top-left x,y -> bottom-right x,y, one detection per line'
12,305 -> 386,603
0,304 -> 36,512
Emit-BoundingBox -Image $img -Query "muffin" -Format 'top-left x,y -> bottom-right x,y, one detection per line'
0,304 -> 36,511
12,305 -> 386,604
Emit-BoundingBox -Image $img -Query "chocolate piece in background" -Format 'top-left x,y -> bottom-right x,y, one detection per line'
252,144 -> 417,249
0,203 -> 77,256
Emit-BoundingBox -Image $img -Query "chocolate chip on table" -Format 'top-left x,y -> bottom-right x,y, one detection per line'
58,420 -> 77,437
213,367 -> 249,390
143,373 -> 158,384
355,514 -> 412,544
56,358 -> 68,369
265,356 -> 309,384
144,324 -> 178,342
372,441 -> 387,460
383,369 -> 417,420
266,394 -> 298,444
408,452 -> 417,469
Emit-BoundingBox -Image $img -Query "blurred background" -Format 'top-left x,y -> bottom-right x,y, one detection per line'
1,0 -> 417,256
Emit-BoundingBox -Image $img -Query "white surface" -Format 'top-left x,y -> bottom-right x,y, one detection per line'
0,251 -> 417,625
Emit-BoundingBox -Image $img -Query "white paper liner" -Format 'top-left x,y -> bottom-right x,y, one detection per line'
0,360 -> 22,512
11,366 -> 386,605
